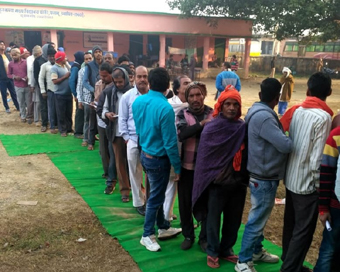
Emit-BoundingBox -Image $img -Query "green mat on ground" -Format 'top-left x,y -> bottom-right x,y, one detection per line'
0,134 -> 85,156
2,134 -> 311,272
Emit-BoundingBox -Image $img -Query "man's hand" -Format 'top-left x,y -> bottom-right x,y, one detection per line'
74,97 -> 78,103
13,76 -> 21,81
200,119 -> 211,126
319,212 -> 331,227
105,112 -> 117,121
42,93 -> 47,99
174,173 -> 180,182
78,102 -> 83,110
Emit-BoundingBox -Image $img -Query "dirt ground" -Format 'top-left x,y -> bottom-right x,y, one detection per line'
1,75 -> 340,271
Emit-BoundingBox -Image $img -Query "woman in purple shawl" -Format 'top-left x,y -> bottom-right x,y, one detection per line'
192,86 -> 249,268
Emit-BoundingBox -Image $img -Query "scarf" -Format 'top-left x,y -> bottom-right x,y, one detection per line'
280,96 -> 334,132
213,84 -> 241,118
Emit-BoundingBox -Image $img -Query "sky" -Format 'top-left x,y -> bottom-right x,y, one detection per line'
9,0 -> 180,13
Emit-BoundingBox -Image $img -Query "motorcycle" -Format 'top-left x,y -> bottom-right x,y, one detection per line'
323,62 -> 339,78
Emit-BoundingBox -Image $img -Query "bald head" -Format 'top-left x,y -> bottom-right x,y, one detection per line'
135,66 -> 148,94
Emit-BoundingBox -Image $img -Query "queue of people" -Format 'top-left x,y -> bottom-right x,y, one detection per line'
1,40 -> 339,272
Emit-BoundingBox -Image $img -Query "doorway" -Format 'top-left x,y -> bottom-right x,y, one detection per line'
24,31 -> 42,52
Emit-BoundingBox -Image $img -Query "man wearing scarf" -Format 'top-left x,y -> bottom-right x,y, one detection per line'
280,72 -> 333,272
278,67 -> 294,116
236,78 -> 292,272
99,67 -> 131,200
176,82 -> 213,251
192,85 -> 248,268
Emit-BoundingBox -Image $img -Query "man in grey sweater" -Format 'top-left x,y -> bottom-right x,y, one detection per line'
235,78 -> 293,272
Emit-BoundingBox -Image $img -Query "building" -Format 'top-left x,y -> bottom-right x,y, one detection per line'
0,2 -> 253,75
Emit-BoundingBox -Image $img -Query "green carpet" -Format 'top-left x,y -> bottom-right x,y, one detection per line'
2,134 -> 311,272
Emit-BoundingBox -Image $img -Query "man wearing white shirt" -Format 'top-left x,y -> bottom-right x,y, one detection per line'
164,75 -> 191,221
119,66 -> 148,215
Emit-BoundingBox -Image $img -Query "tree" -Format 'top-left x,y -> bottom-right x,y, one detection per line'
167,0 -> 340,42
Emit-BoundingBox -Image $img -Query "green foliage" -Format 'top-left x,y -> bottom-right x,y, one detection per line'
167,0 -> 340,42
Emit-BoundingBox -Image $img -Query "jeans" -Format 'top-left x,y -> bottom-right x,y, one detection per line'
314,208 -> 340,272
47,90 -> 57,129
83,103 -> 90,142
55,94 -> 73,134
39,90 -> 48,127
278,101 -> 288,115
74,101 -> 84,136
106,140 -> 117,186
238,178 -> 279,263
14,86 -> 30,119
0,79 -> 19,110
141,152 -> 171,237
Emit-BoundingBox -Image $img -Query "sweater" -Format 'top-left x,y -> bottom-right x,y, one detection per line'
319,126 -> 340,212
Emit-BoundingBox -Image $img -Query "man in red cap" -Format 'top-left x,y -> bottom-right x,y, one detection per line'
19,47 -> 30,60
51,51 -> 72,137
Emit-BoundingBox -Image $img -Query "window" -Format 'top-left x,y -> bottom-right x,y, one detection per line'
315,44 -> 325,52
306,45 -> 315,52
324,43 -> 335,52
285,42 -> 294,52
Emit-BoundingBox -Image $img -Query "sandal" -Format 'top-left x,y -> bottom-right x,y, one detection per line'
121,196 -> 130,203
82,141 -> 88,147
87,144 -> 94,150
221,254 -> 238,264
207,256 -> 220,268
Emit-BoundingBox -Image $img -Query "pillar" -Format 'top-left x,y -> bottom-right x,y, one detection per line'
224,38 -> 230,62
50,29 -> 58,48
244,38 -> 251,78
107,32 -> 114,52
159,34 -> 166,68
203,36 -> 210,70
143,34 -> 147,55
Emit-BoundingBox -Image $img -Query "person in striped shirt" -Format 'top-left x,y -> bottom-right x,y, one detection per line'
313,126 -> 340,272
280,72 -> 333,272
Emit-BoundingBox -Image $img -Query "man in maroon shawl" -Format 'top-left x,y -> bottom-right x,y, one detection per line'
192,85 -> 249,268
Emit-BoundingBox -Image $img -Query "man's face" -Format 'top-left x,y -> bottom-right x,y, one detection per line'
84,54 -> 93,64
100,70 -> 113,84
113,76 -> 125,90
11,52 -> 20,61
135,67 -> 148,92
129,64 -> 135,73
187,88 -> 204,111
178,77 -> 191,95
48,55 -> 55,64
0,42 -> 5,51
94,49 -> 102,61
104,54 -> 114,66
222,98 -> 240,120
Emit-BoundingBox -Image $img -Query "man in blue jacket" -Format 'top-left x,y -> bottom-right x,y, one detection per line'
215,62 -> 241,99
69,51 -> 84,138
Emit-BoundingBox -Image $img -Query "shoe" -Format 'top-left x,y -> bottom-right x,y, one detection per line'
207,256 -> 220,268
235,261 -> 257,272
41,126 -> 47,132
87,144 -> 94,151
50,129 -> 58,134
140,235 -> 161,252
27,119 -> 33,124
158,227 -> 182,241
81,141 -> 88,147
181,238 -> 194,250
104,185 -> 114,195
253,249 -> 279,263
60,132 -> 67,137
6,109 -> 11,114
121,196 -> 130,203
198,239 -> 208,253
136,205 -> 146,216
